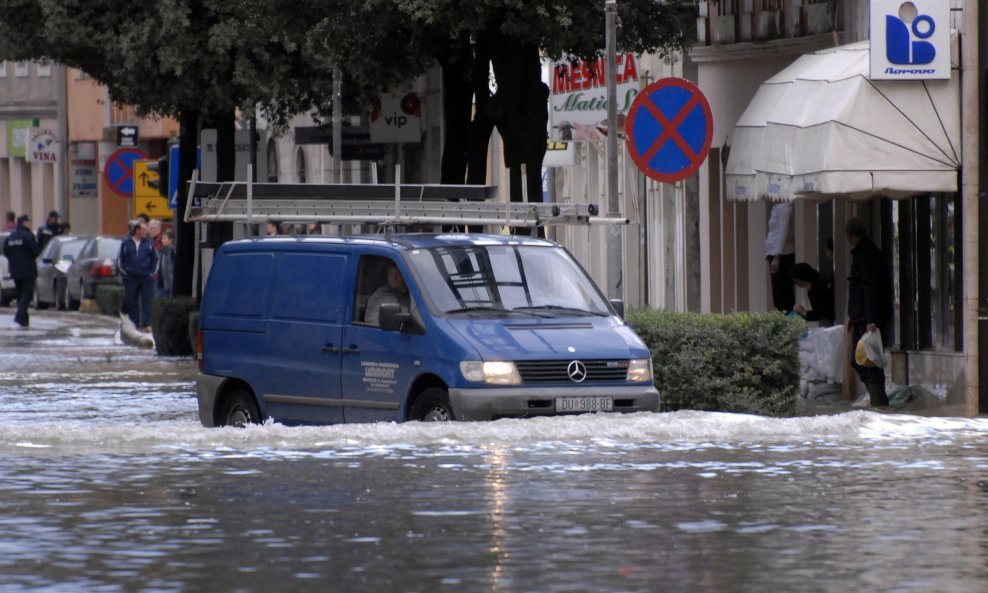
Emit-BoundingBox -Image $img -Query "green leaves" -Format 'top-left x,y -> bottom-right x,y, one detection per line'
628,310 -> 805,417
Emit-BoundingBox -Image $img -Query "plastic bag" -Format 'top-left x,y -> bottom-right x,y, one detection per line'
855,329 -> 886,368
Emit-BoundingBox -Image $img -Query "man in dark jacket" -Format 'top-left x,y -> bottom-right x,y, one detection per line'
845,218 -> 893,406
117,219 -> 159,332
36,210 -> 62,250
2,214 -> 41,328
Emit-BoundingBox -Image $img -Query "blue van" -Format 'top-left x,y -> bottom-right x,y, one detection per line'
196,233 -> 659,426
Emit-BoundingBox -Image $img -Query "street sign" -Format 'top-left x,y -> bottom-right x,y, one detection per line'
105,147 -> 147,197
295,125 -> 386,161
117,125 -> 139,147
133,159 -> 174,219
133,160 -> 159,199
134,197 -> 174,220
625,77 -> 713,184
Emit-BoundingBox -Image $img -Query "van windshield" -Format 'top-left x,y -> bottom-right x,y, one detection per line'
407,244 -> 611,317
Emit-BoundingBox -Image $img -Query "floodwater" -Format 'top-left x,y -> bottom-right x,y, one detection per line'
1,312 -> 988,593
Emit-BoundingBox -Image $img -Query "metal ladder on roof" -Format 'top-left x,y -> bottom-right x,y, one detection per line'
183,176 -> 628,230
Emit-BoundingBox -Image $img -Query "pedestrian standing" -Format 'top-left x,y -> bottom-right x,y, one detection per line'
845,217 -> 893,407
36,210 -> 62,250
765,202 -> 796,312
3,210 -> 15,232
156,229 -> 175,298
148,219 -> 163,251
118,219 -> 159,332
2,214 -> 41,328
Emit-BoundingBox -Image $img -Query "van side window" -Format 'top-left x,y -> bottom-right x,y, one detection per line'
270,253 -> 345,323
354,255 -> 410,326
203,253 -> 273,318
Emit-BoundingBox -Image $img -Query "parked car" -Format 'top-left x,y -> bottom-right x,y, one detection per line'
0,232 -> 14,307
35,235 -> 89,310
64,235 -> 123,310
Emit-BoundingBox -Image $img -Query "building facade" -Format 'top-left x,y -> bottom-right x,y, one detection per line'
693,0 -> 981,413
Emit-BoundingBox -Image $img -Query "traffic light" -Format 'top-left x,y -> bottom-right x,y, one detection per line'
146,156 -> 169,198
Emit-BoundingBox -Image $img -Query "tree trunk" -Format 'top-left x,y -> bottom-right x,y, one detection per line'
172,110 -> 198,298
488,33 -> 548,236
439,41 -> 473,185
466,36 -> 495,186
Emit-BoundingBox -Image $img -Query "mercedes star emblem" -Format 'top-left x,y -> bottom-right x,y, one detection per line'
567,360 -> 588,383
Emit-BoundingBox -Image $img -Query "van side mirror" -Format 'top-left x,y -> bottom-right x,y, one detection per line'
609,299 -> 625,319
379,303 -> 425,334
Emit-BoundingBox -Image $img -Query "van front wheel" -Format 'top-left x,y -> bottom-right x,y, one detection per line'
219,388 -> 261,427
410,388 -> 455,422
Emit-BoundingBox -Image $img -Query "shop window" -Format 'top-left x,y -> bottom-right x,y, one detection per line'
893,194 -> 961,352
295,147 -> 306,183
266,140 -> 279,183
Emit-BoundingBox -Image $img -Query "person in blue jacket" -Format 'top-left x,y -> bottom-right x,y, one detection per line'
2,214 -> 41,328
117,219 -> 159,332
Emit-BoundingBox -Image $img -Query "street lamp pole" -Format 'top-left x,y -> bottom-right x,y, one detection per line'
605,0 -> 622,300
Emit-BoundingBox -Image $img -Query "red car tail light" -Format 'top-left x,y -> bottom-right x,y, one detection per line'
89,261 -> 116,278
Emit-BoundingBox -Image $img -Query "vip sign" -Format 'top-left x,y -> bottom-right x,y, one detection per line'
870,0 -> 950,80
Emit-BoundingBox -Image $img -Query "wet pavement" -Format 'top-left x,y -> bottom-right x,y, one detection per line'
2,308 -> 988,593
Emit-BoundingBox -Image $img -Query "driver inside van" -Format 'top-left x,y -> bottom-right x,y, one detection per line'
364,261 -> 410,326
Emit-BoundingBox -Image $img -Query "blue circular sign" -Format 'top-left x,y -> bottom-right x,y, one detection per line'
625,78 -> 713,183
105,147 -> 146,197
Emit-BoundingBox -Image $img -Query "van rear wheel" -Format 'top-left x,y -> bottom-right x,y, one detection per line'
219,388 -> 261,427
410,388 -> 455,422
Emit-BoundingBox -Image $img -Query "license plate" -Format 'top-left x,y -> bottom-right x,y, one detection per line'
555,396 -> 614,413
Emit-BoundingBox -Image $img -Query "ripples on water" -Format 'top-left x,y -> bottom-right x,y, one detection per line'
2,323 -> 988,592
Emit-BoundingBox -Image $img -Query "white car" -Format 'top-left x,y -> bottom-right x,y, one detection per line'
0,232 -> 16,307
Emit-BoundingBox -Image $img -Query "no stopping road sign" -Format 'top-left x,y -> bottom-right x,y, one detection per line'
625,78 -> 713,183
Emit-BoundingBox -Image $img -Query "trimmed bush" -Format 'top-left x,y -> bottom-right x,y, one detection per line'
151,297 -> 198,357
95,285 -> 124,316
626,310 -> 804,417
188,311 -> 199,357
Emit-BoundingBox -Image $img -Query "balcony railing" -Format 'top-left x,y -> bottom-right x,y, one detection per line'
697,0 -> 841,45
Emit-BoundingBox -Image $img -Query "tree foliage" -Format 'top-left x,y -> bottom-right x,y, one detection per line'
0,0 -> 695,282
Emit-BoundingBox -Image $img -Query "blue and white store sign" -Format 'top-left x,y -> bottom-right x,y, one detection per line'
870,0 -> 950,80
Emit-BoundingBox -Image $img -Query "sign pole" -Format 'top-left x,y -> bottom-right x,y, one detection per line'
605,0 -> 622,301
333,67 -> 343,183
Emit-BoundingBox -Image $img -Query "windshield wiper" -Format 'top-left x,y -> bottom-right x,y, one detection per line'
444,305 -> 512,315
512,305 -> 609,317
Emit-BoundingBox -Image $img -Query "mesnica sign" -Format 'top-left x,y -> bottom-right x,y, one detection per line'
549,53 -> 640,141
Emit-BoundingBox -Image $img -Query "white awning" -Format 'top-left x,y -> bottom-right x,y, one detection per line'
725,38 -> 960,202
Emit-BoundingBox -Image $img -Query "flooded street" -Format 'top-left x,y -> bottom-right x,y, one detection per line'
2,311 -> 988,593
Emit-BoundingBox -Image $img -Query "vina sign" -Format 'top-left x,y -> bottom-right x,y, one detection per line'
549,53 -> 640,141
870,0 -> 950,80
26,128 -> 59,163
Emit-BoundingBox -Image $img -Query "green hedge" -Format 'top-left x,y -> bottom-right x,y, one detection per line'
151,297 -> 198,357
95,285 -> 124,316
626,310 -> 804,417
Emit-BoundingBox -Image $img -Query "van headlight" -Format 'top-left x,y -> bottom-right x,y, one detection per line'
626,358 -> 653,383
460,361 -> 522,385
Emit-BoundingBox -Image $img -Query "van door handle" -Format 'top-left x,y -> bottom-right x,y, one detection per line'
341,346 -> 361,355
322,344 -> 341,354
